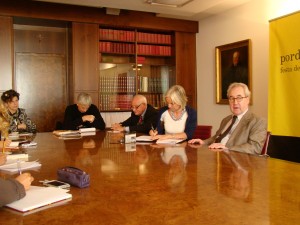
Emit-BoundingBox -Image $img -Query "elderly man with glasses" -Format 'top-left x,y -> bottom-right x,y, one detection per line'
111,94 -> 158,134
189,82 -> 267,155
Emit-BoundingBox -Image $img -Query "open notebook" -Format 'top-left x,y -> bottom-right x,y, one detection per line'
5,186 -> 72,214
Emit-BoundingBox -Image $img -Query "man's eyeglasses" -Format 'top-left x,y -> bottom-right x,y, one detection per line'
131,103 -> 143,110
228,96 -> 248,103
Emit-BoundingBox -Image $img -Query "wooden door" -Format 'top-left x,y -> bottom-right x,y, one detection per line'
15,53 -> 67,132
14,25 -> 68,132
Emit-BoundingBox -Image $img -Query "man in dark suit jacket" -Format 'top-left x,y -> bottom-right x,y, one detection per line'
189,82 -> 267,155
111,95 -> 158,134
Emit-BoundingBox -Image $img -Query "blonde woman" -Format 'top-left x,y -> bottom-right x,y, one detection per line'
150,85 -> 197,141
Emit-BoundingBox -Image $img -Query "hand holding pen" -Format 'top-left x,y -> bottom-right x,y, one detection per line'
15,173 -> 34,191
149,124 -> 158,136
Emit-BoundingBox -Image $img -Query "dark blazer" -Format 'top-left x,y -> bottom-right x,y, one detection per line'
63,104 -> 106,130
156,105 -> 197,140
121,104 -> 158,134
204,111 -> 267,155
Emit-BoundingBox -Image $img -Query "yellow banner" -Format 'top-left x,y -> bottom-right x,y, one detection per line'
269,12 -> 300,137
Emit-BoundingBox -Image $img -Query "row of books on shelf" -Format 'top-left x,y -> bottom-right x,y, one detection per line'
99,94 -> 133,111
99,28 -> 135,42
100,42 -> 135,54
99,42 -> 172,56
137,44 -> 172,56
99,75 -> 168,93
137,32 -> 172,44
137,75 -> 169,93
99,28 -> 172,45
99,93 -> 164,111
100,75 -> 136,93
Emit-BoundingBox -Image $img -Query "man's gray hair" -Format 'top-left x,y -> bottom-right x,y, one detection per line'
77,93 -> 92,106
227,82 -> 251,98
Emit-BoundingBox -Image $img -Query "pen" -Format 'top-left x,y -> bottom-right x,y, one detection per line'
17,159 -> 22,175
151,124 -> 157,136
2,138 -> 5,153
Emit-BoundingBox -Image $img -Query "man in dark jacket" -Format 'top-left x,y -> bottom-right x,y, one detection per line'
112,95 -> 158,134
63,93 -> 106,130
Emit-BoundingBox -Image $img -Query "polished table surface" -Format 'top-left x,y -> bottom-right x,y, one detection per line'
0,131 -> 299,225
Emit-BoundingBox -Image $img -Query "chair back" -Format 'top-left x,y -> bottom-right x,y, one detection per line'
192,125 -> 212,140
261,131 -> 271,155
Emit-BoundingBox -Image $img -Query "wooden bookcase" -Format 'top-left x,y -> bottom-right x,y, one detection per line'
99,27 -> 175,111
0,0 -> 198,128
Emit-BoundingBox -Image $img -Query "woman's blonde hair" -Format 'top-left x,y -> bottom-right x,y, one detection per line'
165,85 -> 188,109
0,101 -> 9,138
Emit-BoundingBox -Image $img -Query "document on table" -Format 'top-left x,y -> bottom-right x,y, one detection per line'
52,130 -> 80,136
0,160 -> 41,173
5,186 -> 72,214
156,139 -> 186,144
79,127 -> 96,133
21,141 -> 37,148
136,135 -> 155,142
6,150 -> 29,162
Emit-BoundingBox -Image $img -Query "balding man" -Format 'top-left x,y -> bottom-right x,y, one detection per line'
112,95 -> 158,134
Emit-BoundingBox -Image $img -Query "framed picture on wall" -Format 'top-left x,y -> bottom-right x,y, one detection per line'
215,39 -> 252,104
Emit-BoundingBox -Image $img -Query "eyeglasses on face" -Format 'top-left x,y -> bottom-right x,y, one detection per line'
228,96 -> 248,103
131,103 -> 143,110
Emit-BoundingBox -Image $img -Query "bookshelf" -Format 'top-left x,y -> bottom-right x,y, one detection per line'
99,28 -> 175,111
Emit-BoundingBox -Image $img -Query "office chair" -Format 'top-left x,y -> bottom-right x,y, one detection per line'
192,125 -> 212,140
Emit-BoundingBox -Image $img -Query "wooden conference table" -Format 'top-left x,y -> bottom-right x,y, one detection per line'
0,131 -> 299,225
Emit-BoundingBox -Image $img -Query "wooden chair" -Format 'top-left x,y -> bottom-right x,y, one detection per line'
261,131 -> 271,156
192,125 -> 212,140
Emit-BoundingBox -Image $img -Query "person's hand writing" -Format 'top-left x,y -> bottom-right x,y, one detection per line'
0,153 -> 7,166
151,134 -> 170,141
149,129 -> 158,136
82,115 -> 95,123
15,173 -> 34,191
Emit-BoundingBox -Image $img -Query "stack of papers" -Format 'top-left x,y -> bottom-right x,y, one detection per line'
156,138 -> 186,144
5,186 -> 72,214
8,142 -> 19,149
21,141 -> 37,148
53,128 -> 96,139
0,160 -> 41,173
53,130 -> 81,140
136,136 -> 186,144
136,135 -> 155,142
53,130 -> 80,136
6,150 -> 29,162
79,127 -> 96,133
